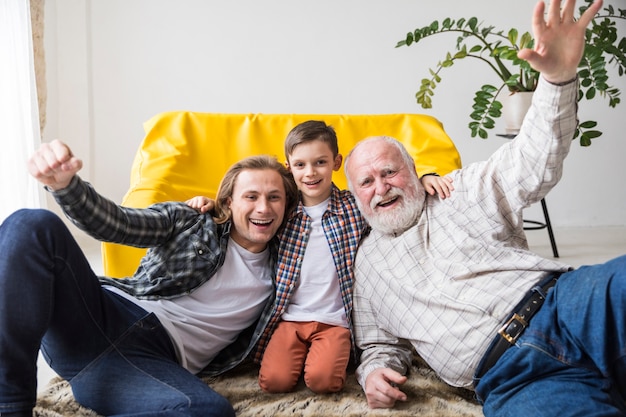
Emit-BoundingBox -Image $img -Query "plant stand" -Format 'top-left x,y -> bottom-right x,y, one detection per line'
523,198 -> 559,258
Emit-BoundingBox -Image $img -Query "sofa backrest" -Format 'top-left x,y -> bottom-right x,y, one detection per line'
101,112 -> 462,278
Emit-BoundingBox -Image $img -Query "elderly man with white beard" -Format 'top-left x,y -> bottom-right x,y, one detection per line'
344,0 -> 626,416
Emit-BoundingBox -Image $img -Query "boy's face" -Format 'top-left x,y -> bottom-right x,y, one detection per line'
287,140 -> 342,206
227,168 -> 287,253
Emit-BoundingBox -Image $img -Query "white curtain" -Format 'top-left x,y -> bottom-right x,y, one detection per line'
0,0 -> 44,223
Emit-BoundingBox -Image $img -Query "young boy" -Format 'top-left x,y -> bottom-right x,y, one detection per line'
188,120 -> 453,394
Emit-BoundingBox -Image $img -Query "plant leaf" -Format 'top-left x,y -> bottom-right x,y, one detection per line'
586,87 -> 597,99
467,17 -> 478,31
508,28 -> 518,46
579,120 -> 598,128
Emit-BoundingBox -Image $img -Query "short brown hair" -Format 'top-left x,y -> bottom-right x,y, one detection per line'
284,120 -> 339,160
213,155 -> 298,227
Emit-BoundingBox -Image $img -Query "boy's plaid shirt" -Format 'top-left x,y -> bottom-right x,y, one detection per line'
252,185 -> 369,362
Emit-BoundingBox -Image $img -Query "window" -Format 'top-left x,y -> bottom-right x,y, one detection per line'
0,0 -> 45,222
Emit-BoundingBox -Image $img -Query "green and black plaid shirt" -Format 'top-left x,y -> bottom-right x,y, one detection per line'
51,176 -> 278,376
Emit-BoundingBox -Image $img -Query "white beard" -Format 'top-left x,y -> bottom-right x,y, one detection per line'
357,181 -> 425,236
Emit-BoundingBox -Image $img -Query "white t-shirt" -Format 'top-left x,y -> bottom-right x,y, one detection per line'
106,238 -> 273,374
281,198 -> 347,328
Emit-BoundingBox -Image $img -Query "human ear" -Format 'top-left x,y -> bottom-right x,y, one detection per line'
333,154 -> 343,171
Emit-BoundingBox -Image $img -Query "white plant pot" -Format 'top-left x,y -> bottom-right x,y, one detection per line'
502,91 -> 534,135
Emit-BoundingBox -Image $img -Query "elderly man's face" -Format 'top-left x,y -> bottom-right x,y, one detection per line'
227,168 -> 287,252
347,139 -> 424,235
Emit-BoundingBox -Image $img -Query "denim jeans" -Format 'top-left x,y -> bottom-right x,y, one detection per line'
475,255 -> 626,417
0,209 -> 235,417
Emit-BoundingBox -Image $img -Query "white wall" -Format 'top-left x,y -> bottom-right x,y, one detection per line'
43,0 -> 626,227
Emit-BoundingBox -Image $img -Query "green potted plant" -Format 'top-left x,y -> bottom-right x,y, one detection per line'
396,0 -> 625,146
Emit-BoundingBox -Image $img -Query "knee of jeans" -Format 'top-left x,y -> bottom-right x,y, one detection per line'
3,209 -> 65,238
2,210 -> 68,258
1,209 -> 50,251
610,254 -> 626,272
7,208 -> 58,224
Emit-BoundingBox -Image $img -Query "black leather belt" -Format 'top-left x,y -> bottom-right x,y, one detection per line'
475,273 -> 560,380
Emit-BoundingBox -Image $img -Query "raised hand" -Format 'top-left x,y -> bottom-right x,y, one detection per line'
27,139 -> 83,191
518,0 -> 603,84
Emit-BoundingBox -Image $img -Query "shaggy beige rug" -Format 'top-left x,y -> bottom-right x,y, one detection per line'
35,357 -> 483,417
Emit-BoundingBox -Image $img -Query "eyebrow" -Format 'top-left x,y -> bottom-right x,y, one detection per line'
241,188 -> 284,195
356,175 -> 372,186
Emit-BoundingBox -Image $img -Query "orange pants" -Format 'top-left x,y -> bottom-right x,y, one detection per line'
258,321 -> 351,394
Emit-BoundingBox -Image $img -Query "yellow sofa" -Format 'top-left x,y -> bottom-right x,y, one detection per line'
101,112 -> 462,278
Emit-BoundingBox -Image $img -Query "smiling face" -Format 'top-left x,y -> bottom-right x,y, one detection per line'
227,168 -> 287,252
346,137 -> 425,235
287,140 -> 342,206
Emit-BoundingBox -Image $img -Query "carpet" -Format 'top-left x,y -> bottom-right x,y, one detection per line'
35,357 -> 483,416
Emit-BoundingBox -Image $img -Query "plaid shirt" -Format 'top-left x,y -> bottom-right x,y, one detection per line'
252,185 -> 369,362
354,77 -> 577,389
51,176 -> 278,376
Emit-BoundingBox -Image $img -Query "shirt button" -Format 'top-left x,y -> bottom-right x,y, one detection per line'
198,249 -> 204,255
419,259 -> 425,265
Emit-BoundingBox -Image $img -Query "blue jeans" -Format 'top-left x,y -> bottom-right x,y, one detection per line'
474,255 -> 626,417
0,209 -> 235,417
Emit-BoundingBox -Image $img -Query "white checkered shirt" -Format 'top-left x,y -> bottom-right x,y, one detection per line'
353,77 -> 577,389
